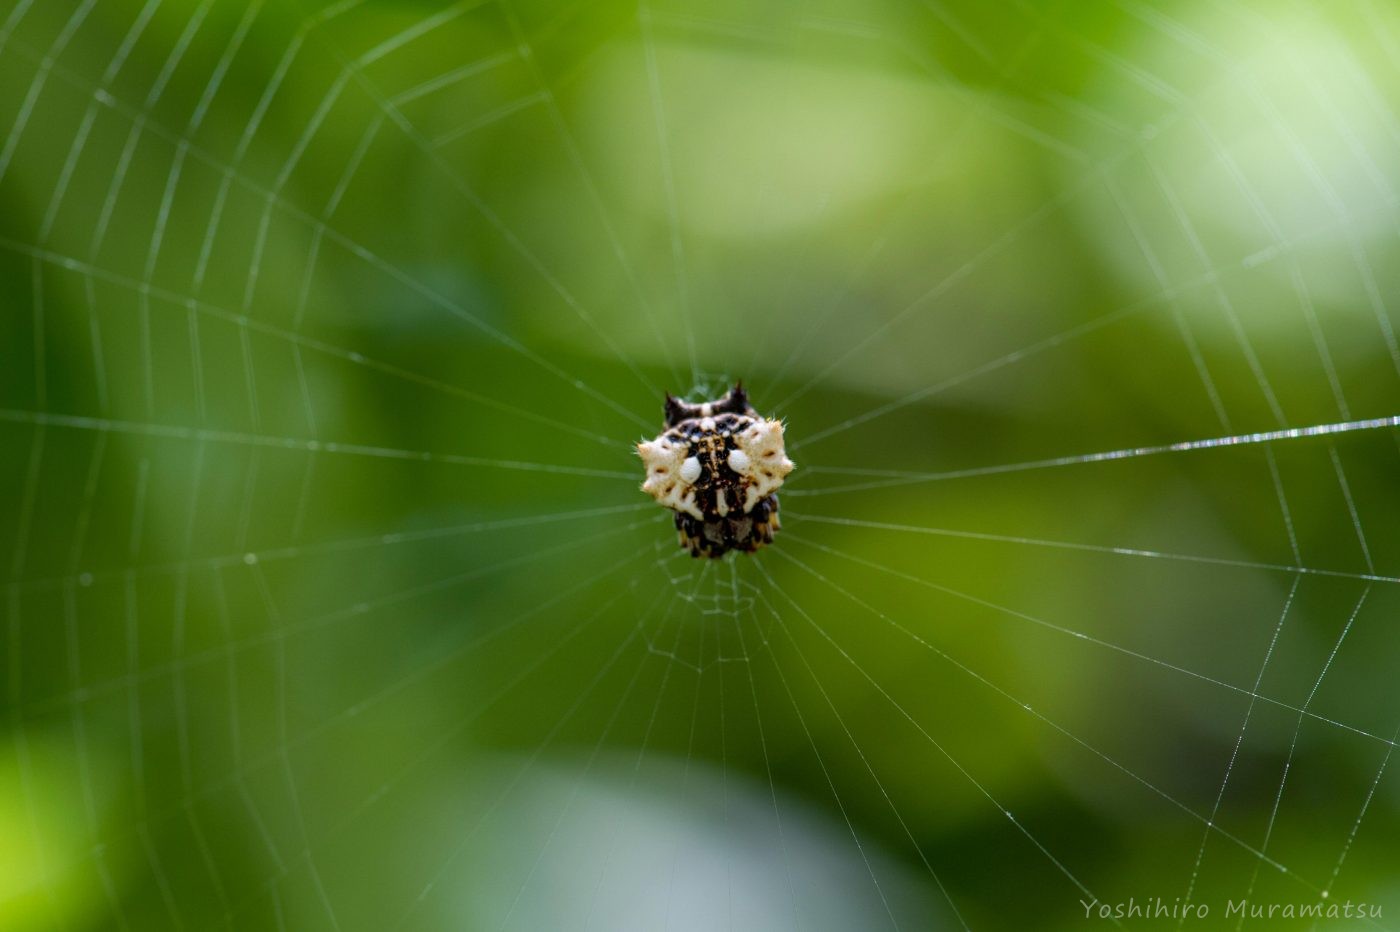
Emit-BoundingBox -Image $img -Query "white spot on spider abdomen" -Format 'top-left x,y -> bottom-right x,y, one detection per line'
727,449 -> 750,474
734,418 -> 794,512
680,456 -> 702,483
638,438 -> 704,519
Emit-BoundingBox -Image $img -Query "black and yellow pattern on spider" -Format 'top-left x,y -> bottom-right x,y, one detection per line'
637,383 -> 794,558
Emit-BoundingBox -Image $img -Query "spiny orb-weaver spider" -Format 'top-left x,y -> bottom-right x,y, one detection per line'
637,383 -> 795,558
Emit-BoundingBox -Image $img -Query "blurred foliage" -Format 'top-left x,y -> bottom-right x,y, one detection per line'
2,0 -> 1400,929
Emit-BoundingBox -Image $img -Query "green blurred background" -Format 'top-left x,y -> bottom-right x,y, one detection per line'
3,0 -> 1400,928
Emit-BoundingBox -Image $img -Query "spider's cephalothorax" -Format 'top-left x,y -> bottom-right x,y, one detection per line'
636,383 -> 795,558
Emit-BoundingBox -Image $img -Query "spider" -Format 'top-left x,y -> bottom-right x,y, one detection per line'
636,383 -> 794,558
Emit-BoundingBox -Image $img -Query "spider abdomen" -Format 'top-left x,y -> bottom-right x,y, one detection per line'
637,384 -> 794,557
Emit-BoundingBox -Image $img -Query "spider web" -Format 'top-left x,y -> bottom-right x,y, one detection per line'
2,0 -> 1400,929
